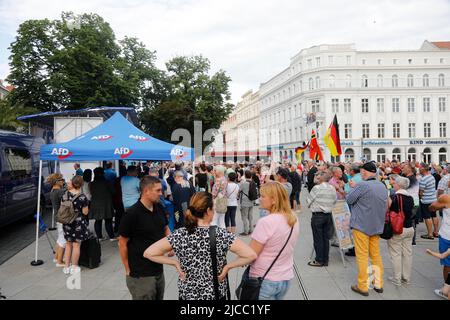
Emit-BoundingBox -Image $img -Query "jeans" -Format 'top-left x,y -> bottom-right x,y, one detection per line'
259,279 -> 290,300
240,206 -> 254,233
311,212 -> 332,264
94,218 -> 115,239
225,206 -> 237,227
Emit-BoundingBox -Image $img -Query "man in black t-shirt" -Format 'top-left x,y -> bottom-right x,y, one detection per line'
119,176 -> 171,300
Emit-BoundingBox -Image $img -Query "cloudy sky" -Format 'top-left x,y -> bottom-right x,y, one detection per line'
1,0 -> 450,103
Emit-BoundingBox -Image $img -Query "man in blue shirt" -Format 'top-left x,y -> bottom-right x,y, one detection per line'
105,162 -> 117,184
74,163 -> 83,176
419,164 -> 439,239
121,166 -> 141,211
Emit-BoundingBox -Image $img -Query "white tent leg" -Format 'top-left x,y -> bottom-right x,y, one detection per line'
31,160 -> 44,266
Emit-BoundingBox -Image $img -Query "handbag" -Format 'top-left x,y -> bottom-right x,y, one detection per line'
390,195 -> 405,235
381,207 -> 394,240
235,226 -> 294,300
209,226 -> 231,300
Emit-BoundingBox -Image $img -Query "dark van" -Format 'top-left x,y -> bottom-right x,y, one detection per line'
0,130 -> 52,227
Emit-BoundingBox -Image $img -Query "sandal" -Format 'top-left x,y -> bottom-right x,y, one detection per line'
421,234 -> 434,240
307,260 -> 324,267
433,233 -> 440,238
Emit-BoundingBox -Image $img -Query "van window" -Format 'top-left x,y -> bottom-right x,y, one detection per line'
4,148 -> 32,180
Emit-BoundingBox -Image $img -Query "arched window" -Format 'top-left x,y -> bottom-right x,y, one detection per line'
346,74 -> 352,88
309,78 -> 314,90
423,74 -> 429,87
407,74 -> 414,87
377,148 -> 386,162
439,73 -> 445,87
377,74 -> 383,87
392,148 -> 401,162
407,148 -> 416,161
363,148 -> 372,161
423,147 -> 432,164
315,76 -> 321,89
344,148 -> 355,162
439,147 -> 447,163
361,75 -> 368,88
392,75 -> 398,88
329,75 -> 336,88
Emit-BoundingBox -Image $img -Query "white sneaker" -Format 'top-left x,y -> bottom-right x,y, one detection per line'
401,278 -> 411,285
388,276 -> 402,286
55,263 -> 65,268
63,267 -> 71,275
70,266 -> 81,275
434,289 -> 447,299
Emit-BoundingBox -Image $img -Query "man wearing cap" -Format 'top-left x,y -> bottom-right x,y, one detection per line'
346,161 -> 388,296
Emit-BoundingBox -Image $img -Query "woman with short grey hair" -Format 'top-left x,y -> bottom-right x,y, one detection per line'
386,175 -> 415,286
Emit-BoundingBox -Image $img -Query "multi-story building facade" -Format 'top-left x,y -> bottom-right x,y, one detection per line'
250,40 -> 450,163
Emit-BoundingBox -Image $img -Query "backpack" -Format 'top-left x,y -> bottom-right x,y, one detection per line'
248,180 -> 258,201
56,192 -> 81,225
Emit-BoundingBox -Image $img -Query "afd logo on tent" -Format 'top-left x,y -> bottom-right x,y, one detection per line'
91,135 -> 113,141
114,147 -> 133,159
129,135 -> 149,142
51,148 -> 73,160
170,148 -> 188,161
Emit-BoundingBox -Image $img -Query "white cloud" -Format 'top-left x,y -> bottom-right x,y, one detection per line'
0,0 -> 450,103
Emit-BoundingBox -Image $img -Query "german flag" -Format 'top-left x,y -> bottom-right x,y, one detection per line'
309,130 -> 324,161
295,142 -> 308,162
324,114 -> 342,157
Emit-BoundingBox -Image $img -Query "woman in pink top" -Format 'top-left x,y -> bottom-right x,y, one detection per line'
249,181 -> 300,300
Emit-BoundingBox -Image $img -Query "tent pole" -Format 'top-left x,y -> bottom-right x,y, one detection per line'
31,160 -> 44,266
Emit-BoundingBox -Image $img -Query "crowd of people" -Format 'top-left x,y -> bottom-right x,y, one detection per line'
45,157 -> 449,300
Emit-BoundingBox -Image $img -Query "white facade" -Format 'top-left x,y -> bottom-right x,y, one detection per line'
254,41 -> 450,163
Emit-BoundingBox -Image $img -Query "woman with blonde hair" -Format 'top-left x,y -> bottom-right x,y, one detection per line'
249,181 -> 300,300
144,191 -> 256,300
211,165 -> 228,228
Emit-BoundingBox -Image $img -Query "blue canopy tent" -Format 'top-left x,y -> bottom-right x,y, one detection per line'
31,112 -> 194,266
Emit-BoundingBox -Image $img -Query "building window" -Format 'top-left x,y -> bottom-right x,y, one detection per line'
346,56 -> 351,65
407,74 -> 414,87
311,100 -> 320,113
344,98 -> 351,113
439,97 -> 446,112
362,123 -> 370,138
392,75 -> 398,88
408,123 -> 416,138
309,78 -> 314,90
361,75 -> 368,88
408,58 -> 412,64
407,148 -> 416,161
362,59 -> 366,65
423,74 -> 429,87
378,59 -> 382,65
328,56 -> 334,65
361,98 -> 369,113
378,123 -> 385,138
423,148 -> 432,164
439,147 -> 447,163
393,123 -> 400,138
344,124 -> 352,139
329,75 -> 336,88
423,97 -> 431,112
377,98 -> 384,113
308,59 -> 312,69
393,59 -> 397,64
392,148 -> 401,161
407,98 -> 415,113
440,123 -> 447,138
345,149 -> 355,162
377,148 -> 386,162
316,57 -> 320,67
439,74 -> 445,87
424,123 -> 431,138
392,98 -> 400,113
332,99 -> 339,113
346,75 -> 352,87
315,76 -> 320,89
441,58 -> 445,64
377,75 -> 383,87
